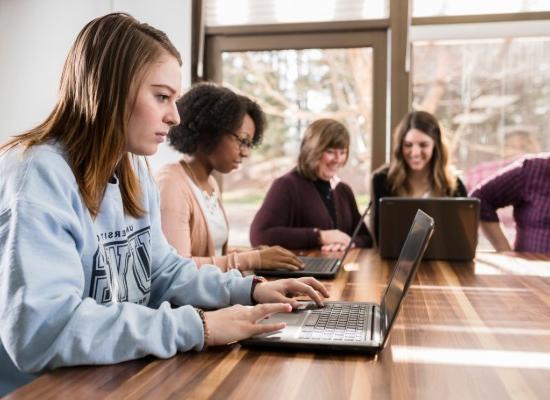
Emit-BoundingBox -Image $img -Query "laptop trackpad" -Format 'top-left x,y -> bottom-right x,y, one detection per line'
256,309 -> 308,339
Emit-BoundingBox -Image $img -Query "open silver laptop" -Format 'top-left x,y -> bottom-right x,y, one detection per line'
255,204 -> 371,279
379,197 -> 479,261
242,209 -> 434,353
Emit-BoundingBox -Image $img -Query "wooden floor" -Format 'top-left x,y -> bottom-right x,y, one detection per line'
7,249 -> 550,399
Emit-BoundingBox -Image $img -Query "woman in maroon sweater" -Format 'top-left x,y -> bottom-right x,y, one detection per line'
250,119 -> 373,251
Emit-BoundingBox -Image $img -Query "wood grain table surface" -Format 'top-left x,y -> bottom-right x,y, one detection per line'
7,249 -> 550,400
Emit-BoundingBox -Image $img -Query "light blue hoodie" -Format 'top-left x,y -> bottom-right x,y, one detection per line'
0,143 -> 253,394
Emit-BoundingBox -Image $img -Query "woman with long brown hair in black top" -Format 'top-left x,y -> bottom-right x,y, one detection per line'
370,111 -> 467,244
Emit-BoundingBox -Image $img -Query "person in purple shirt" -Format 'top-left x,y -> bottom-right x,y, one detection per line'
250,119 -> 373,252
470,153 -> 550,253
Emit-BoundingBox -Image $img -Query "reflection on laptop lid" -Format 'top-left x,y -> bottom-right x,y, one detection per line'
242,209 -> 434,354
379,197 -> 479,261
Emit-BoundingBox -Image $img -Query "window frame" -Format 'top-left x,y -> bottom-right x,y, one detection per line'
200,5 -> 550,171
204,22 -> 388,171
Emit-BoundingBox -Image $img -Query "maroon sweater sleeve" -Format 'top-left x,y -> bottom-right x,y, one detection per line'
250,175 -> 320,249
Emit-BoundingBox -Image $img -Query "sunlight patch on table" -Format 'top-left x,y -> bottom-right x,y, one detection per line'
392,346 -> 550,369
474,254 -> 550,277
394,323 -> 550,337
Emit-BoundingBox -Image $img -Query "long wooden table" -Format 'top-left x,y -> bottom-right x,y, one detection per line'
7,250 -> 550,399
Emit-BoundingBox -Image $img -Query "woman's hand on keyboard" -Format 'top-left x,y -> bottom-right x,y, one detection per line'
257,246 -> 305,270
252,277 -> 330,308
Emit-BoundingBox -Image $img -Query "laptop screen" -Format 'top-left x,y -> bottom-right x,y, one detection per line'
379,210 -> 434,348
337,202 -> 372,263
378,197 -> 479,261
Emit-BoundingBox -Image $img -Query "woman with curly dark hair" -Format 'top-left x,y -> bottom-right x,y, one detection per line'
156,82 -> 304,272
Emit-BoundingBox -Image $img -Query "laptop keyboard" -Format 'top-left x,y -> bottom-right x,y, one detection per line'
300,256 -> 338,272
298,303 -> 373,342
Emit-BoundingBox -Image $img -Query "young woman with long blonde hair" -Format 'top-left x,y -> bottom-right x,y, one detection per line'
0,13 -> 327,395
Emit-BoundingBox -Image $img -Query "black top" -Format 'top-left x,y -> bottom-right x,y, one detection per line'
313,179 -> 337,224
370,166 -> 468,245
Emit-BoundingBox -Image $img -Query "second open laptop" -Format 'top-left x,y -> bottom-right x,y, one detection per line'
378,197 -> 479,261
254,204 -> 371,279
242,209 -> 434,353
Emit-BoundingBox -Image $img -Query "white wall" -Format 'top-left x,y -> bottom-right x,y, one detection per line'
113,0 -> 192,171
0,0 -> 192,171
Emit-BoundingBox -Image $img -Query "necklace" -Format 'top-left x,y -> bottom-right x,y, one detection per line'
181,161 -> 219,215
199,190 -> 219,215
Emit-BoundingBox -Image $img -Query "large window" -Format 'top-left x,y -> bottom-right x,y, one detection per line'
204,1 -> 550,249
412,35 -> 550,245
221,48 -> 373,245
413,37 -> 550,178
205,24 -> 387,246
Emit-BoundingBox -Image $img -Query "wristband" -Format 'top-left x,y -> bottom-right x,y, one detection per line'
250,276 -> 266,304
195,307 -> 210,348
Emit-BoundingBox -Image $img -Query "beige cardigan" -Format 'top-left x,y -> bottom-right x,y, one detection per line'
155,162 -> 261,271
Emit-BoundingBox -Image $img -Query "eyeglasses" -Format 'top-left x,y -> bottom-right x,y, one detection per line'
230,133 -> 253,150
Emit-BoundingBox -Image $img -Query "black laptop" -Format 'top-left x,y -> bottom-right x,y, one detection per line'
378,197 -> 479,261
242,209 -> 434,353
255,205 -> 370,279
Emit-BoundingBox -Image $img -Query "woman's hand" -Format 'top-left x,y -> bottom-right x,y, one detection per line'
252,277 -> 330,308
319,229 -> 352,251
258,246 -> 305,270
321,242 -> 352,252
204,303 -> 292,346
320,229 -> 351,245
